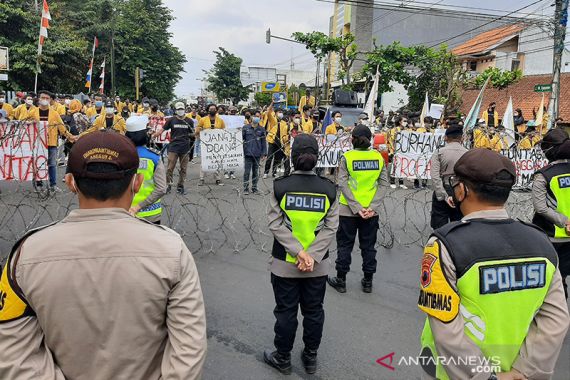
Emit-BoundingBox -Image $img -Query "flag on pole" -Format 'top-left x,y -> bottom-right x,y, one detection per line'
502,97 -> 516,148
99,58 -> 106,94
464,76 -> 491,130
92,36 -> 99,55
535,93 -> 545,133
85,37 -> 98,91
364,66 -> 380,124
37,0 -> 51,57
420,93 -> 429,128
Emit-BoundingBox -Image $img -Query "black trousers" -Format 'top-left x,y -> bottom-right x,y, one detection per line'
265,143 -> 284,175
271,274 -> 327,353
552,242 -> 570,298
336,215 -> 379,274
430,192 -> 463,230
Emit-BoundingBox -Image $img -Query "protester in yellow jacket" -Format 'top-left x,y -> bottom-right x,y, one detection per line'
298,90 -> 316,110
14,94 -> 37,120
325,111 -> 344,135
81,100 -> 126,135
0,91 -> 14,119
473,127 -> 492,149
196,104 -> 226,136
489,130 -> 509,152
481,102 -> 499,128
518,125 -> 541,150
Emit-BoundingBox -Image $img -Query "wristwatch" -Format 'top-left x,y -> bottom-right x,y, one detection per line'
488,371 -> 498,380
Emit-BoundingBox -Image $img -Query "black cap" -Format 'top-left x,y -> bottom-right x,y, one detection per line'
454,148 -> 516,187
68,131 -> 139,180
352,124 -> 372,139
292,134 -> 318,156
104,99 -> 114,108
445,125 -> 463,137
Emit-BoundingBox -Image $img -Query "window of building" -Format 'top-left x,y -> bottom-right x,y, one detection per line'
469,61 -> 477,71
511,59 -> 521,71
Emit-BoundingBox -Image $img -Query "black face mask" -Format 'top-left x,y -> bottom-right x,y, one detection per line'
451,182 -> 466,212
151,106 -> 158,112
209,110 -> 217,116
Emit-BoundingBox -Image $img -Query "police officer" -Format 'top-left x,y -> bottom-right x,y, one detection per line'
430,123 -> 467,229
0,131 -> 206,379
532,128 -> 570,298
418,149 -> 569,380
265,134 -> 339,375
125,115 -> 167,224
327,125 -> 386,294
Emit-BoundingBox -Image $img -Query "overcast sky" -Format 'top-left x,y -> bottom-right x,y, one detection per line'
164,0 -> 550,96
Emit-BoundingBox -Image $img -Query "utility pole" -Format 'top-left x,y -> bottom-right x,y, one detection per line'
549,0 -> 569,125
315,58 -> 321,105
110,6 -> 116,95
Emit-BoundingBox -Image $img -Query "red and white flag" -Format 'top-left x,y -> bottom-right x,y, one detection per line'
37,0 -> 51,56
99,58 -> 106,94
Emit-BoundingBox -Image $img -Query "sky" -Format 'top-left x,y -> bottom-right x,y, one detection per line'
164,0 -> 549,97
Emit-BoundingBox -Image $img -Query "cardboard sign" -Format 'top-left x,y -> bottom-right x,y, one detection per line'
220,115 -> 246,130
316,134 -> 352,168
500,147 -> 549,188
0,121 -> 48,181
200,129 -> 244,172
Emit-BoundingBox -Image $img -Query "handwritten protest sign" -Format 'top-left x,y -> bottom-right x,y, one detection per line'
0,121 -> 48,181
220,115 -> 246,130
500,147 -> 548,188
316,134 -> 352,168
393,131 -> 445,179
200,129 -> 244,172
148,116 -> 170,144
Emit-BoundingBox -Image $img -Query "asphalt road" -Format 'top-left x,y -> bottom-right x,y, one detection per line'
0,162 -> 568,379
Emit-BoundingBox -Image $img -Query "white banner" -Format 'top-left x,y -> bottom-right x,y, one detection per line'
393,131 -> 445,179
220,115 -> 246,129
316,134 -> 353,168
0,121 -> 49,181
200,129 -> 244,172
500,147 -> 549,188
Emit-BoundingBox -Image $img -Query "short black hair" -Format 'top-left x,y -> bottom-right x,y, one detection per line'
462,173 -> 512,205
206,103 -> 217,111
75,163 -> 136,201
38,90 -> 54,99
126,130 -> 149,147
302,105 -> 311,112
332,111 -> 342,118
83,99 -> 91,105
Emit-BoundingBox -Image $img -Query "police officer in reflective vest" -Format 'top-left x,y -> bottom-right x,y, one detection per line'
418,149 -> 569,380
125,115 -> 167,224
265,134 -> 339,375
532,128 -> 570,298
328,125 -> 386,293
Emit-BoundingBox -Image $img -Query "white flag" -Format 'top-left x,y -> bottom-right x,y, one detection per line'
502,97 -> 515,148
420,92 -> 429,128
364,67 -> 380,124
464,76 -> 491,130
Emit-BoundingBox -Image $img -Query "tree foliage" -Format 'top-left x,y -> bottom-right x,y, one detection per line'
292,31 -> 358,85
254,92 -> 272,107
0,0 -> 185,102
474,67 -> 522,90
205,47 -> 250,105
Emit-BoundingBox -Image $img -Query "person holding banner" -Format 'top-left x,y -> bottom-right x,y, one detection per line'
265,134 -> 338,375
196,104 -> 226,186
0,91 -> 14,119
389,116 -> 407,189
328,125 -> 386,294
429,124 -> 467,230
32,90 -> 77,192
532,128 -> 570,299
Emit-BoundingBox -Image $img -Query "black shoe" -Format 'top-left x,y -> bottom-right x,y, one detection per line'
252,188 -> 258,194
263,350 -> 291,375
177,186 -> 185,195
198,179 -> 205,186
166,185 -> 172,194
243,189 -> 249,195
301,348 -> 318,374
327,276 -> 346,293
361,278 -> 373,293
216,180 -> 224,186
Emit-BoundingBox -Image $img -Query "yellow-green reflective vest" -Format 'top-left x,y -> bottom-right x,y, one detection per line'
532,162 -> 570,238
132,146 -> 162,219
339,149 -> 384,208
420,219 -> 557,379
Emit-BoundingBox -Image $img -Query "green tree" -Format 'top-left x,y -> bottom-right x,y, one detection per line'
254,92 -> 272,107
359,42 -> 415,95
205,47 -> 250,105
292,31 -> 359,86
474,67 -> 522,90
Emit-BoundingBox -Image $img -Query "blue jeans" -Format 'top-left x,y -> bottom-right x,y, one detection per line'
243,156 -> 260,191
48,146 -> 58,187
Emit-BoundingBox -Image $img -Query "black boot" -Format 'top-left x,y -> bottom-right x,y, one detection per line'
166,184 -> 172,194
301,348 -> 318,374
177,185 -> 185,195
263,350 -> 292,375
327,276 -> 346,293
361,277 -> 373,293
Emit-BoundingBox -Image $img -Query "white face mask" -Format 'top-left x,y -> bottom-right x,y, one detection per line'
335,117 -> 342,124
64,99 -> 71,105
176,109 -> 185,117
293,118 -> 301,125
277,113 -> 284,119
0,97 -> 4,104
26,99 -> 33,105
402,121 -> 408,127
143,102 -> 150,108
39,99 -> 50,107
106,107 -> 115,115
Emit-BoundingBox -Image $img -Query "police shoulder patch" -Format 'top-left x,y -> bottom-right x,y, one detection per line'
417,240 -> 460,323
0,251 -> 34,323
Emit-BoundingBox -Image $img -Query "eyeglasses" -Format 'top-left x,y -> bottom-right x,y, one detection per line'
447,175 -> 461,189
